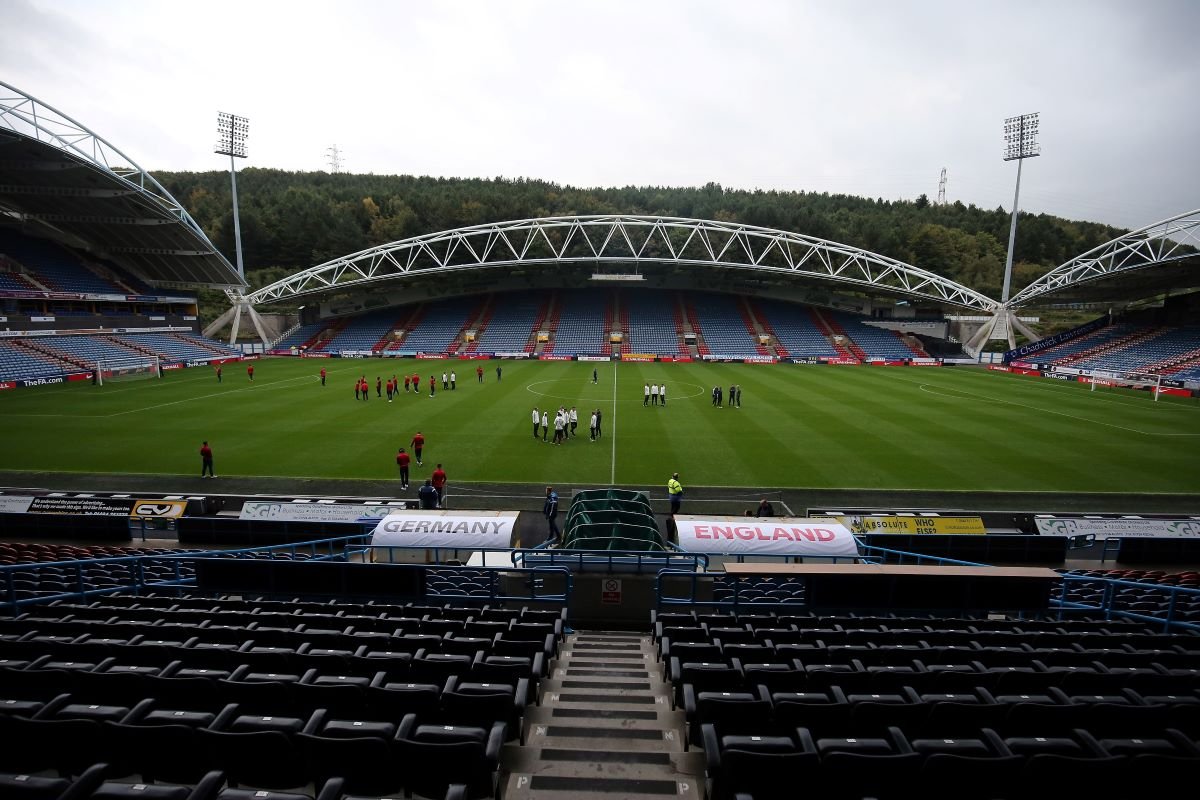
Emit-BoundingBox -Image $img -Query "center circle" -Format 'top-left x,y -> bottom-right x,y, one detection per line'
525,378 -> 707,403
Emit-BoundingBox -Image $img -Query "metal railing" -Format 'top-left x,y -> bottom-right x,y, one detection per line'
512,547 -> 708,574
1052,574 -> 1200,632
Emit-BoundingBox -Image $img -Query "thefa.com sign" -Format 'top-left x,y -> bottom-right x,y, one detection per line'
673,516 -> 859,557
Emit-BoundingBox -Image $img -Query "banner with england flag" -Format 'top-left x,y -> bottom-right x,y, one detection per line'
673,516 -> 860,557
371,511 -> 519,549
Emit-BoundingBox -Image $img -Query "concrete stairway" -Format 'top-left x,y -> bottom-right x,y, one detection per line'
502,631 -> 704,800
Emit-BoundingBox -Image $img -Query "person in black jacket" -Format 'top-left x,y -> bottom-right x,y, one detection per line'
755,498 -> 775,517
543,486 -> 560,544
418,479 -> 439,509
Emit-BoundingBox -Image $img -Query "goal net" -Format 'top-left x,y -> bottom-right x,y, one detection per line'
94,356 -> 161,386
1088,370 -> 1163,400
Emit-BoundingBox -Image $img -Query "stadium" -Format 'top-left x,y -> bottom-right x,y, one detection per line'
1,69 -> 1200,800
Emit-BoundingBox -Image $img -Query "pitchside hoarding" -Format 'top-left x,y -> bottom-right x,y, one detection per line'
1035,517 -> 1200,539
371,511 -> 519,549
837,515 -> 986,535
673,516 -> 859,557
241,501 -> 402,523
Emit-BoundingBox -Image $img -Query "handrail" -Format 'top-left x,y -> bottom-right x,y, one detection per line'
511,548 -> 708,573
1052,573 -> 1200,632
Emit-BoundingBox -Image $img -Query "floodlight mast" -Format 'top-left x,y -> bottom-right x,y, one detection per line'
215,112 -> 249,280
1000,112 -> 1040,303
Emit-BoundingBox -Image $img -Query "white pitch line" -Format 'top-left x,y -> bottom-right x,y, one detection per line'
105,372 -> 323,417
610,360 -> 618,485
916,382 -> 1200,437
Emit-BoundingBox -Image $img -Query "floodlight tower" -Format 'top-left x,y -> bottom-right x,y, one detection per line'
215,112 -> 249,280
1001,112 -> 1040,303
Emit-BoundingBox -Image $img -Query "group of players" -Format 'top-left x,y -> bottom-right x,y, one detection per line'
532,405 -> 604,443
713,383 -> 743,407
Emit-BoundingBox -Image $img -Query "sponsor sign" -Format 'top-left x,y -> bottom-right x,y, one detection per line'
0,495 -> 34,513
673,516 -> 859,557
836,515 -> 986,535
371,511 -> 519,549
539,354 -> 573,361
577,355 -> 612,362
1005,317 -> 1105,361
1010,361 -> 1036,369
1034,518 -> 1200,539
340,353 -> 366,359
909,358 -> 942,366
867,359 -> 907,366
417,353 -> 448,359
457,353 -> 491,360
130,499 -> 188,519
623,353 -> 658,361
741,356 -> 778,364
19,376 -> 64,387
672,356 -> 693,362
988,365 -> 1011,373
31,316 -> 56,322
493,352 -> 531,359
241,501 -> 401,523
788,357 -> 819,365
1044,372 -> 1073,381
28,496 -> 135,516
823,357 -> 860,365
1011,367 -> 1041,377
601,578 -> 622,605
300,352 -> 332,358
161,363 -> 184,371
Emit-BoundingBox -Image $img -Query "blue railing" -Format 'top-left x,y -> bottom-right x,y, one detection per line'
1053,574 -> 1200,632
1,534 -> 373,611
511,548 -> 708,574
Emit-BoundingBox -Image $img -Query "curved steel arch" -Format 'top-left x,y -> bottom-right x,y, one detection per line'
1009,208 -> 1200,308
248,215 -> 998,311
0,80 -> 217,247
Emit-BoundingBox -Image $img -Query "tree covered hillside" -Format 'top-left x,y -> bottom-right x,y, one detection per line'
159,169 -> 1125,302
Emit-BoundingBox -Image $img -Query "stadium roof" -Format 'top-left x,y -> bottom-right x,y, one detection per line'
248,215 -> 1000,312
1008,208 -> 1200,308
0,81 -> 244,289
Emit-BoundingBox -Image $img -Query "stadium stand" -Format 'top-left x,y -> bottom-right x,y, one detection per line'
397,296 -> 478,353
113,332 -> 239,363
474,292 -> 544,353
36,334 -> 145,365
274,321 -> 332,351
1034,323 -> 1137,363
829,311 -> 926,359
548,290 -> 609,355
755,299 -> 840,358
321,308 -> 406,353
0,339 -> 73,379
1069,326 -> 1200,375
687,293 -> 761,358
624,291 -> 686,356
0,228 -> 126,295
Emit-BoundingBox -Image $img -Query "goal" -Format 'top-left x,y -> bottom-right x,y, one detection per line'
94,356 -> 161,386
1089,370 -> 1163,401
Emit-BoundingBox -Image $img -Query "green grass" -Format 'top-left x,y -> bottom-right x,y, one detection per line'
1,357 -> 1198,493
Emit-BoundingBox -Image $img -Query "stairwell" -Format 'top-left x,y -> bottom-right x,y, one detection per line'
602,294 -> 616,357
107,335 -> 158,358
309,319 -> 348,352
386,305 -> 426,352
742,297 -> 784,357
895,330 -> 928,357
373,307 -> 418,353
14,339 -> 88,371
810,308 -> 861,361
682,295 -> 709,357
463,295 -> 496,354
540,292 -> 562,355
503,631 -> 703,800
168,332 -> 229,358
672,297 -> 693,357
526,293 -> 555,355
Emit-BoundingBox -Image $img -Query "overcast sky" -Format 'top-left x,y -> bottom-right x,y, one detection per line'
4,0 -> 1198,231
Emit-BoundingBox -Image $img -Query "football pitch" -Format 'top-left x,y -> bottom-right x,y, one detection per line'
1,357 -> 1198,495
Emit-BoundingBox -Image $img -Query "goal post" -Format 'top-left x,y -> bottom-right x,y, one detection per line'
94,355 -> 161,386
1088,370 -> 1163,401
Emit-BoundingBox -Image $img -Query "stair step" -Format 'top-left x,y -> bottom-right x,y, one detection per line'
523,706 -> 683,729
504,747 -> 704,800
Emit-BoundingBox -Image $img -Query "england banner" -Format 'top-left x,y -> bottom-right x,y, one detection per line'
371,511 -> 519,549
673,516 -> 859,557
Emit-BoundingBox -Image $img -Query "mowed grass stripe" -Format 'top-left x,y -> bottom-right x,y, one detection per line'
1,357 -> 1198,492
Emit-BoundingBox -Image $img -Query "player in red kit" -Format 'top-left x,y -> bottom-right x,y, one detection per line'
431,463 -> 447,508
319,367 -> 326,386
429,375 -> 435,398
247,364 -> 254,381
410,431 -> 425,466
476,365 -> 484,383
199,441 -> 215,478
403,374 -> 410,393
395,447 -> 411,489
